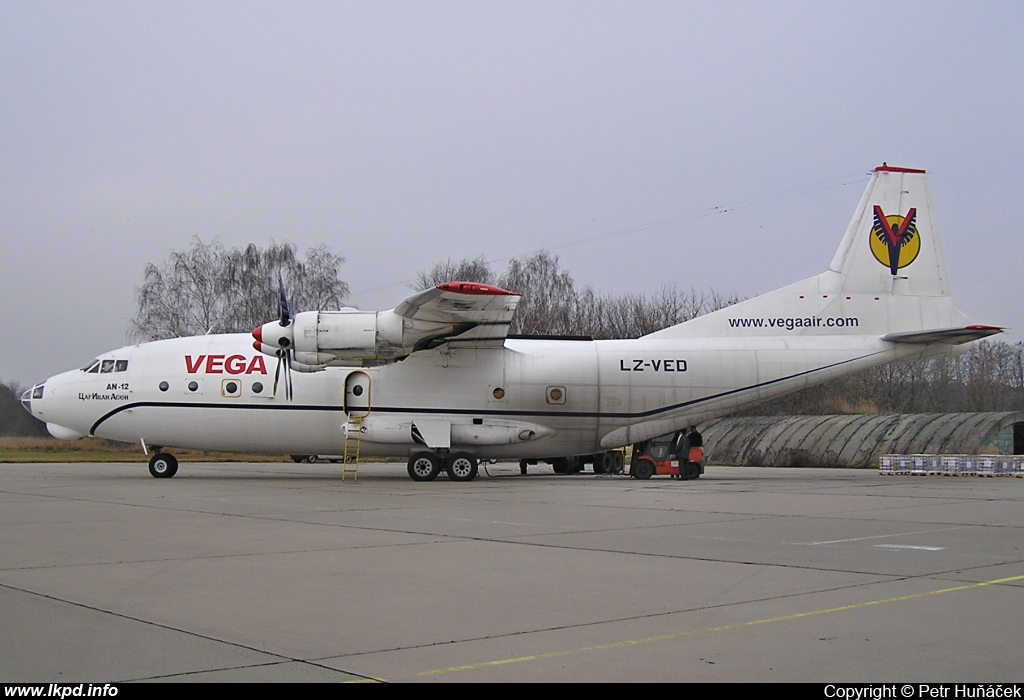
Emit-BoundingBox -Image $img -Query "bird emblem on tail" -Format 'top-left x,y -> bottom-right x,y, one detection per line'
870,205 -> 921,276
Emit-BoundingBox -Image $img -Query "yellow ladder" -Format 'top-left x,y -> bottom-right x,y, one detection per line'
342,416 -> 362,482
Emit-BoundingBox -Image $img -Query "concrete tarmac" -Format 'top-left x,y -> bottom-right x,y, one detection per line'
2,461 -> 1023,682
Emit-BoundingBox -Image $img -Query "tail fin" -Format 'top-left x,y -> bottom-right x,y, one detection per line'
649,164 -> 995,340
828,164 -> 948,297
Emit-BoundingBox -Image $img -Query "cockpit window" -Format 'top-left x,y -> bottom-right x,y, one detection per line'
82,358 -> 128,373
32,385 -> 44,399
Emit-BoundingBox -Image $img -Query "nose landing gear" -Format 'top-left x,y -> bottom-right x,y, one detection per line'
148,452 -> 178,478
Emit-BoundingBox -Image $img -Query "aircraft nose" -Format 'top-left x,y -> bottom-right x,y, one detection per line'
20,383 -> 44,418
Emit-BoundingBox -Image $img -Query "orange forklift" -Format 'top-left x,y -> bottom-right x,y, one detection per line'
629,429 -> 704,480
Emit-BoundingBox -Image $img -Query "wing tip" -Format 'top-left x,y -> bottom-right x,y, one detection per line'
436,282 -> 518,296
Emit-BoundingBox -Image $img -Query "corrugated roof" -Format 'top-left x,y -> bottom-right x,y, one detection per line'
700,413 -> 1024,467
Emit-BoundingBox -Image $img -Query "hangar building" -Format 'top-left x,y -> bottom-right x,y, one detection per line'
700,413 -> 1024,468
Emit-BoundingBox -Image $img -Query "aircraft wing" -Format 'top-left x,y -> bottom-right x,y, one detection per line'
394,282 -> 522,349
882,325 -> 1003,345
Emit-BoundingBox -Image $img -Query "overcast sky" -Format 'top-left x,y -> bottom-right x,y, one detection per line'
2,1 -> 1021,385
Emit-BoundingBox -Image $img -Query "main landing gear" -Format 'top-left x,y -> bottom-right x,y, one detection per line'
407,451 -> 479,482
518,451 -> 624,476
148,451 -> 178,478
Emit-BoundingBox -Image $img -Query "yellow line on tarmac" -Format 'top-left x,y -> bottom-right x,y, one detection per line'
410,573 -> 1024,679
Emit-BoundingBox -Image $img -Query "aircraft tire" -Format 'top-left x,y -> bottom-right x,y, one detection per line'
149,453 -> 178,479
305,455 -> 318,464
593,452 -> 611,474
632,459 -> 654,480
611,451 -> 624,474
408,452 -> 441,481
446,452 -> 478,482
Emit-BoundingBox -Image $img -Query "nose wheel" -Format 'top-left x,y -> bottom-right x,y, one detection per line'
148,452 -> 178,478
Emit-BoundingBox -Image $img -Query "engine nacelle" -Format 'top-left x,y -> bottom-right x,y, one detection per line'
252,282 -> 517,367
293,310 -> 407,360
253,308 -> 456,366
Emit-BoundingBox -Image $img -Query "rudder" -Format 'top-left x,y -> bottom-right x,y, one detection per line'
827,164 -> 950,297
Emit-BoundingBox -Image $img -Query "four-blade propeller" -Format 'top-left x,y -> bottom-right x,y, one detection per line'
252,276 -> 295,400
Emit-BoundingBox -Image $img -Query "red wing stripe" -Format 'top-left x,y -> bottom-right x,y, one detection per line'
436,282 -> 518,296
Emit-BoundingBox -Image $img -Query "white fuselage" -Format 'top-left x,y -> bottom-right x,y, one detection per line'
27,330 -> 938,459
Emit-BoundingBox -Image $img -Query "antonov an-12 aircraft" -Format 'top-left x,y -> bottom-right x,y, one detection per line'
22,165 -> 1001,481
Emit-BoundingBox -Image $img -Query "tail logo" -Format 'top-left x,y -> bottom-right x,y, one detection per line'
870,205 -> 920,275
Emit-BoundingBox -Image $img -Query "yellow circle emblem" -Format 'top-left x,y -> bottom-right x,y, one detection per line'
870,208 -> 920,273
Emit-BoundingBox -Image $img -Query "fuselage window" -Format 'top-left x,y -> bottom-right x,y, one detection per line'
546,386 -> 566,404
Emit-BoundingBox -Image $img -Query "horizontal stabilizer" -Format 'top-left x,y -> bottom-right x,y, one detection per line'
882,325 -> 1002,345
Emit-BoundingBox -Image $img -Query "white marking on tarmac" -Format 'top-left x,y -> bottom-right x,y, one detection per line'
795,525 -> 967,546
379,511 -> 541,527
874,544 -> 945,551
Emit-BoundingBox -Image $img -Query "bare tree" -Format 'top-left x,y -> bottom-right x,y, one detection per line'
414,251 -> 742,338
745,340 -> 1024,416
499,252 -> 580,335
0,381 -> 48,437
130,238 -> 348,341
957,340 -> 1022,411
412,256 -> 495,292
579,285 -> 742,339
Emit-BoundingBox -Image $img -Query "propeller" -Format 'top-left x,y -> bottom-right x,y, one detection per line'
273,346 -> 293,401
277,274 -> 292,327
253,275 -> 329,393
251,275 -> 297,400
274,276 -> 294,400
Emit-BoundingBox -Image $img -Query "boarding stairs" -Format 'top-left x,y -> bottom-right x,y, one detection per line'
342,415 -> 363,482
